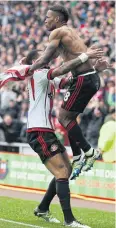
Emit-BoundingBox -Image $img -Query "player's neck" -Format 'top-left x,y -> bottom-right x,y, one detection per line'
56,22 -> 67,28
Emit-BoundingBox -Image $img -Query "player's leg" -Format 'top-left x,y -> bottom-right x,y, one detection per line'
68,135 -> 81,157
36,177 -> 56,211
59,74 -> 92,156
45,153 -> 91,227
27,132 -> 91,227
27,131 -> 74,224
58,108 -> 91,152
59,74 -> 101,178
37,152 -> 76,225
59,112 -> 100,179
59,108 -> 91,153
58,108 -> 88,178
35,150 -> 72,214
34,152 -> 71,224
61,150 -> 72,177
36,150 -> 72,215
63,118 -> 86,179
27,131 -> 59,223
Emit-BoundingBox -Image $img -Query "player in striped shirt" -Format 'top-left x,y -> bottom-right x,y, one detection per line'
23,48 -> 109,228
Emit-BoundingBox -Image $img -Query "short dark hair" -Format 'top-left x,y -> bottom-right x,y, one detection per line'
26,49 -> 39,65
49,4 -> 69,22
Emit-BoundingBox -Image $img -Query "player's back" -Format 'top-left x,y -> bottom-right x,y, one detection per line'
27,68 -> 54,131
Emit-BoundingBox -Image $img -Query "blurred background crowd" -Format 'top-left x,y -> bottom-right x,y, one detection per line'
0,1 -> 115,161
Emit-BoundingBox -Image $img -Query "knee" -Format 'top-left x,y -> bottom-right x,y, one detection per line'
55,165 -> 70,180
60,166 -> 69,179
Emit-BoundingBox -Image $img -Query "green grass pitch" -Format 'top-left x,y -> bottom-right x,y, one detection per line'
0,196 -> 115,228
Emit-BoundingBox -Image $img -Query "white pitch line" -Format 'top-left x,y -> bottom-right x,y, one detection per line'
0,218 -> 46,228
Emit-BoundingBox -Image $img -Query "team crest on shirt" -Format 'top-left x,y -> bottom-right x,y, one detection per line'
48,92 -> 53,99
50,144 -> 58,152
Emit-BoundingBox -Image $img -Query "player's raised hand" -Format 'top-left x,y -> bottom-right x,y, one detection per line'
87,46 -> 104,59
94,58 -> 113,72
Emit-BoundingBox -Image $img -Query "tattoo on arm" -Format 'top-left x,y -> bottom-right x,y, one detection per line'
51,57 -> 82,78
30,43 -> 57,71
30,29 -> 61,72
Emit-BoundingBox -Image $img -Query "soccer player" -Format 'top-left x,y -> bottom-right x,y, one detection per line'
27,4 -> 106,179
0,48 -> 110,227
24,49 -> 102,228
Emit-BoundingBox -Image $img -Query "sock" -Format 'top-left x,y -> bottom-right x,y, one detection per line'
73,155 -> 82,163
69,135 -> 81,157
39,177 -> 56,212
85,148 -> 94,157
56,178 -> 75,223
67,121 -> 91,152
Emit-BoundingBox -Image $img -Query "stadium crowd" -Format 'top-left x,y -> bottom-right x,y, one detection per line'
0,1 -> 115,152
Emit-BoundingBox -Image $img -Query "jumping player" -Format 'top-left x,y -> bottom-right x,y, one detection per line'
28,4 -> 105,179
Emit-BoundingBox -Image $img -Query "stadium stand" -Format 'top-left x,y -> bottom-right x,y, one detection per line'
0,1 -> 115,150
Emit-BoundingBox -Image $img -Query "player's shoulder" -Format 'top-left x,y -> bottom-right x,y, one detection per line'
49,26 -> 75,40
49,28 -> 64,41
33,68 -> 49,78
34,68 -> 49,73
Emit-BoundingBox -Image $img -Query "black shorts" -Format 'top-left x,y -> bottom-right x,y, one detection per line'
27,131 -> 65,164
61,70 -> 100,113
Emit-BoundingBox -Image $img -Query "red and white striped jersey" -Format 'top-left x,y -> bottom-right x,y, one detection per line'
27,68 -> 61,133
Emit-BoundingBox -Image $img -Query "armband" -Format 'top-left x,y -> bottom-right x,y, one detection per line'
78,53 -> 88,63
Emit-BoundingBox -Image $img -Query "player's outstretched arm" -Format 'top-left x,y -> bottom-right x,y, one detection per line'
94,58 -> 113,72
50,48 -> 104,79
51,56 -> 83,78
29,30 -> 61,73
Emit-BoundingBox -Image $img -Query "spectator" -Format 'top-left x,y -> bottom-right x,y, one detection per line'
82,107 -> 106,148
98,114 -> 116,162
18,100 -> 29,123
0,129 -> 5,142
0,85 -> 17,109
0,1 -> 115,72
104,79 -> 115,109
104,108 -> 115,123
0,99 -> 18,119
0,114 -> 24,143
0,1 -> 115,147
